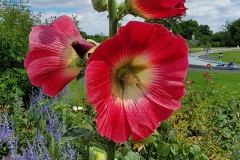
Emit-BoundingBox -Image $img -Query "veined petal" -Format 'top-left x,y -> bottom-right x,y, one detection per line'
86,61 -> 131,142
50,15 -> 82,40
129,0 -> 187,19
25,15 -> 91,96
86,21 -> 188,142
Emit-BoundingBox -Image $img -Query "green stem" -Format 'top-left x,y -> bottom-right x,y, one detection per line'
107,140 -> 116,160
108,0 -> 118,37
106,1 -> 118,159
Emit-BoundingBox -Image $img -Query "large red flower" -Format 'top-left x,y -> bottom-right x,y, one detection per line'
85,21 -> 188,142
129,0 -> 187,19
24,15 -> 95,96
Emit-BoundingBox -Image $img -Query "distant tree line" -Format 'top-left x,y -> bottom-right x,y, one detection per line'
147,18 -> 240,48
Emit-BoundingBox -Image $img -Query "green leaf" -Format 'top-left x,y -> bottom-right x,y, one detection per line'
168,130 -> 176,143
188,152 -> 195,160
183,143 -> 190,156
170,144 -> 179,155
115,151 -> 124,159
192,145 -> 201,157
157,142 -> 170,158
89,147 -> 107,160
60,126 -> 93,145
76,68 -> 86,81
123,151 -> 140,160
67,58 -> 86,68
134,135 -> 156,144
159,121 -> 168,132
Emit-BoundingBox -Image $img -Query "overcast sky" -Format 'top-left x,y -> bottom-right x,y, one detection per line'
28,0 -> 240,36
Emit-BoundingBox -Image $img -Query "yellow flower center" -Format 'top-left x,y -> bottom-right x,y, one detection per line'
117,67 -> 139,87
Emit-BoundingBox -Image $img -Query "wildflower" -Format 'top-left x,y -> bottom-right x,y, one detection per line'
206,63 -> 211,68
24,15 -> 95,96
77,106 -> 83,110
85,21 -> 188,142
203,73 -> 211,81
127,0 -> 187,19
185,80 -> 194,85
72,106 -> 78,111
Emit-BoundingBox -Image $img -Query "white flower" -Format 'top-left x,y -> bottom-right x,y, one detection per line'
72,106 -> 78,111
78,107 -> 83,110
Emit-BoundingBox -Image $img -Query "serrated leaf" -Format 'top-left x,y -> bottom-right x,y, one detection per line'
157,142 -> 170,158
115,151 -> 124,159
60,126 -> 93,145
123,151 -> 140,160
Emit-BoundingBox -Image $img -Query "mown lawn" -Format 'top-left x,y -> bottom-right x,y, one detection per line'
186,71 -> 240,94
188,47 -> 204,53
209,50 -> 240,64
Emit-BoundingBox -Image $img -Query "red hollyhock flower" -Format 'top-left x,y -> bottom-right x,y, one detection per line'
24,15 -> 95,96
129,0 -> 187,19
85,21 -> 188,142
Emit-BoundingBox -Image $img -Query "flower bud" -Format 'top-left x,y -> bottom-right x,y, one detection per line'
91,0 -> 108,12
89,147 -> 107,160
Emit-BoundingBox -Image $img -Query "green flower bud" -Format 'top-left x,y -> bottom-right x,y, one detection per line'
89,147 -> 107,160
91,0 -> 108,12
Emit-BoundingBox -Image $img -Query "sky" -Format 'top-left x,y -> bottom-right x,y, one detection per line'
28,0 -> 240,36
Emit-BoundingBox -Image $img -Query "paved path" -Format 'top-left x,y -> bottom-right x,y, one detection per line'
188,48 -> 240,72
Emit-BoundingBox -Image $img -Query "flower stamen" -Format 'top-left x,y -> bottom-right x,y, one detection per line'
121,71 -> 139,86
117,67 -> 139,87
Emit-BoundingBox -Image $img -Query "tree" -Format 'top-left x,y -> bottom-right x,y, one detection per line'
0,0 -> 41,105
211,31 -> 225,47
198,24 -> 213,36
221,20 -> 233,47
229,18 -> 240,46
178,19 -> 199,40
146,16 -> 183,35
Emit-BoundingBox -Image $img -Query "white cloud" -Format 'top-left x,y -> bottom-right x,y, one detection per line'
28,0 -> 240,35
184,0 -> 240,32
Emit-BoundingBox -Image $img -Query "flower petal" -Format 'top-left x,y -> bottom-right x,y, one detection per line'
50,15 -> 82,40
129,0 -> 187,19
86,61 -> 131,142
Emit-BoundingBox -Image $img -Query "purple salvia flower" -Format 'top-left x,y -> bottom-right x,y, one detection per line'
46,110 -> 62,142
0,112 -> 13,148
61,143 -> 79,160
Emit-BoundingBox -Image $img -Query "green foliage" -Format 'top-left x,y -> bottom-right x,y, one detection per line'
87,34 -> 109,42
0,0 -> 41,105
178,19 -> 200,40
229,18 -> 240,46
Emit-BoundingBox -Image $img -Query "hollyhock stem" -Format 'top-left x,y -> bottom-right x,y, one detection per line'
106,0 -> 117,159
108,0 -> 118,37
107,140 -> 116,160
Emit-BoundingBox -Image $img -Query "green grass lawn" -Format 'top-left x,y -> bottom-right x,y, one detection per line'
209,50 -> 240,64
186,71 -> 240,94
188,48 -> 204,53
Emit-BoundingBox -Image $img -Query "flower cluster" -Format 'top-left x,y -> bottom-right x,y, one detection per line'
24,0 -> 188,143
